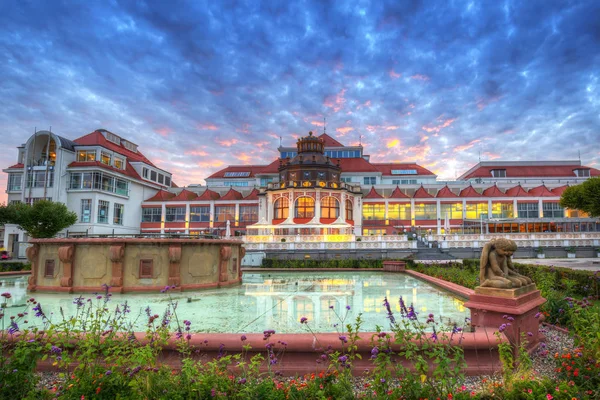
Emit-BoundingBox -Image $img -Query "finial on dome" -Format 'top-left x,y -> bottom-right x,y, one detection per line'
308,131 -> 313,136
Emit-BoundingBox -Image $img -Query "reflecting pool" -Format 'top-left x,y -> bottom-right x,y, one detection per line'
0,272 -> 468,333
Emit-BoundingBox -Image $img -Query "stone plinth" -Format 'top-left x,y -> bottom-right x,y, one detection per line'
465,286 -> 546,350
383,260 -> 406,272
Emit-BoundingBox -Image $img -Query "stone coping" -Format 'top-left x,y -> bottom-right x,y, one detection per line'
404,270 -> 474,300
242,268 -> 383,272
0,270 -> 31,277
29,238 -> 243,245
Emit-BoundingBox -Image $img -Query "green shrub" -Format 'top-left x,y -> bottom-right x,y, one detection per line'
0,262 -> 31,272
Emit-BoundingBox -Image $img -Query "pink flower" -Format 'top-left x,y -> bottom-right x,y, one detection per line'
547,394 -> 553,399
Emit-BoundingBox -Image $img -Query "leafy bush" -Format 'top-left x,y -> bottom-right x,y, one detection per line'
260,258 -> 385,268
0,262 -> 31,272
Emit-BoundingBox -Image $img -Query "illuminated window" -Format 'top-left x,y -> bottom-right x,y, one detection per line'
345,199 -> 353,220
414,203 -> 437,220
465,203 -> 489,219
491,203 -> 514,218
362,204 -> 385,220
321,197 -> 339,218
240,206 -> 258,223
440,203 -> 462,219
114,158 -> 124,169
100,152 -> 111,165
77,150 -> 96,162
295,197 -> 315,218
274,198 -> 289,219
388,203 -> 411,220
215,206 -> 235,222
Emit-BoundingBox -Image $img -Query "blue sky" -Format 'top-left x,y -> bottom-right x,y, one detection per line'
1,1 -> 599,202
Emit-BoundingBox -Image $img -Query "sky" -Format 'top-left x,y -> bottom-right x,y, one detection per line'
1,0 -> 599,204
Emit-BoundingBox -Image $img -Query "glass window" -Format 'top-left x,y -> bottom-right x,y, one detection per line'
114,158 -> 124,169
542,203 -> 563,218
341,177 -> 352,183
440,203 -> 462,219
165,207 -> 186,222
34,172 -> 46,187
274,198 -> 289,219
414,203 -> 437,220
295,197 -> 315,218
81,199 -> 92,223
362,204 -> 385,220
97,200 -> 109,223
491,203 -> 514,218
345,199 -> 353,220
113,203 -> 124,225
82,173 -> 93,189
465,203 -> 489,219
8,173 -> 23,191
363,177 -> 376,185
115,179 -> 128,196
388,203 -> 411,220
142,168 -> 149,179
164,176 -> 171,187
517,203 -> 539,218
320,197 -> 339,219
190,206 -> 210,222
158,174 -> 164,184
142,207 -> 162,222
215,206 -> 235,222
240,206 -> 258,223
150,170 -> 157,181
294,296 -> 314,321
100,152 -> 111,165
77,150 -> 96,162
101,175 -> 114,192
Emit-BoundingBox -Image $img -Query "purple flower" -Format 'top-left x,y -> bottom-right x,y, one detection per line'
527,332 -> 533,337
300,317 -> 308,324
371,347 -> 379,359
378,332 -> 386,338
534,312 -> 542,319
185,334 -> 191,340
329,305 -> 334,309
383,297 -> 396,324
105,370 -> 112,376
8,321 -> 19,335
238,378 -> 246,384
406,304 -> 417,320
160,285 -> 170,293
346,305 -> 351,311
96,295 -> 103,300
73,296 -> 85,307
241,335 -> 247,341
210,388 -> 216,397
431,326 -> 438,342
506,316 -> 515,322
32,303 -> 45,318
51,345 -> 62,354
1,292 -> 12,299
499,323 -> 507,332
380,378 -> 386,383
339,335 -> 348,343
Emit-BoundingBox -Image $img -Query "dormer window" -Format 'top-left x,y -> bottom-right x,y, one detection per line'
77,150 -> 96,162
574,169 -> 590,177
106,132 -> 121,145
491,169 -> 506,178
101,152 -> 112,165
114,158 -> 124,169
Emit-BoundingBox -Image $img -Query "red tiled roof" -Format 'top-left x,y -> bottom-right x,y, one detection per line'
68,161 -> 143,181
364,186 -> 383,198
195,189 -> 221,201
74,130 -> 156,166
243,188 -> 260,200
171,189 -> 198,201
256,159 -> 280,174
528,185 -> 556,197
318,133 -> 345,147
505,185 -> 530,197
436,185 -> 458,198
6,163 -> 24,169
550,185 -> 568,196
460,164 -> 600,179
220,188 -> 243,200
459,186 -> 483,197
482,185 -> 506,197
206,165 -> 269,179
372,163 -> 436,176
413,186 -> 433,198
145,190 -> 176,202
389,186 -> 409,199
336,157 -> 380,173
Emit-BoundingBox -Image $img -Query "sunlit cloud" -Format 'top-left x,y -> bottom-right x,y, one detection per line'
324,89 -> 347,113
453,139 -> 481,153
422,118 -> 457,133
336,126 -> 354,136
215,139 -> 239,147
411,74 -> 430,81
387,139 -> 400,148
389,69 -> 401,79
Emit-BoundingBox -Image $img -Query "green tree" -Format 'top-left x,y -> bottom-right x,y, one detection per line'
0,200 -> 77,238
559,176 -> 600,217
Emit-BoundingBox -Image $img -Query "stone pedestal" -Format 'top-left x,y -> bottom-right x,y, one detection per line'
383,260 -> 406,272
465,285 -> 546,350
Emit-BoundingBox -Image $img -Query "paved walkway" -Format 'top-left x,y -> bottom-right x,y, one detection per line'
516,257 -> 600,272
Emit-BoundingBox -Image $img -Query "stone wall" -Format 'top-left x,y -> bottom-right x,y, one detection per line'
26,238 -> 245,293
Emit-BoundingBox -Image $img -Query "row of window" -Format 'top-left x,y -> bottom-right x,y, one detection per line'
7,173 -> 23,191
273,197 -> 353,220
69,172 -> 129,196
77,150 -> 125,170
80,199 -> 124,225
360,202 -> 565,220
141,167 -> 171,187
21,171 -> 55,189
142,206 -> 259,223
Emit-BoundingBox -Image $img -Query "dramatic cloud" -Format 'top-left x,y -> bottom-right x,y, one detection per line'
1,0 -> 599,203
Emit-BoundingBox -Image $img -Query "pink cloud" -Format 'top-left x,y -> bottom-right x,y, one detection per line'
196,123 -> 218,130
155,126 -> 173,137
411,74 -> 430,81
389,69 -> 401,79
216,139 -> 239,147
184,149 -> 209,157
453,139 -> 481,152
311,120 -> 325,127
482,152 -> 501,160
422,118 -> 457,133
323,89 -> 347,112
336,127 -> 354,136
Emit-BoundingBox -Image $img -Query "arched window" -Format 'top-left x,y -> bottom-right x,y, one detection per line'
274,197 -> 289,219
345,199 -> 353,220
321,197 -> 339,219
295,196 -> 315,218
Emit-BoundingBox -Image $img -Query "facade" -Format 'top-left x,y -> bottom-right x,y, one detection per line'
139,131 -> 600,237
2,129 -> 172,254
3,129 -> 600,257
